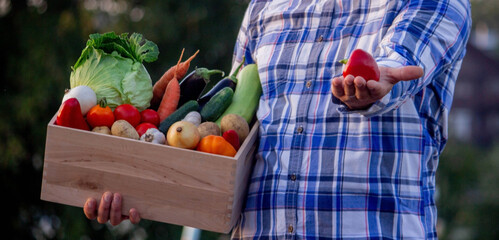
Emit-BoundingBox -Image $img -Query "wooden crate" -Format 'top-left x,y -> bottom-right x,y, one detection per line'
40,114 -> 258,233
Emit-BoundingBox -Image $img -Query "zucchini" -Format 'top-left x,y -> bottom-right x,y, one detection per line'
200,87 -> 234,122
215,64 -> 262,125
158,100 -> 199,134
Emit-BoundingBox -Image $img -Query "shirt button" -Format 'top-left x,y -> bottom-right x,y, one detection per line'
290,173 -> 297,181
288,225 -> 294,233
306,80 -> 312,88
296,126 -> 303,133
318,35 -> 324,42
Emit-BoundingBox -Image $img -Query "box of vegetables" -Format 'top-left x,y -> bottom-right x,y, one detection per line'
40,32 -> 262,233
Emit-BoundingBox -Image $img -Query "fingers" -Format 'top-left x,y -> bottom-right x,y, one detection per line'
331,76 -> 345,97
332,75 -> 370,100
353,76 -> 369,100
85,192 -> 140,226
383,66 -> 424,84
84,198 -> 98,220
343,75 -> 356,97
97,191 -> 113,224
129,208 -> 141,224
331,75 -> 376,110
110,193 -> 123,226
366,80 -> 387,99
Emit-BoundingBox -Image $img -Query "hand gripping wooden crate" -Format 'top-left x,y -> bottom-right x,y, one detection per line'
40,115 -> 259,233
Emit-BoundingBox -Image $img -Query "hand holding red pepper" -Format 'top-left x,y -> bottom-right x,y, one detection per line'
332,50 -> 424,110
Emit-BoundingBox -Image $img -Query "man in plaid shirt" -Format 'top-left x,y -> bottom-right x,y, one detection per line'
84,0 -> 471,239
229,0 -> 471,239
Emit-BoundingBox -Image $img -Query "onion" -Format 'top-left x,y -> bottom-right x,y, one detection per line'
167,121 -> 201,149
62,85 -> 97,116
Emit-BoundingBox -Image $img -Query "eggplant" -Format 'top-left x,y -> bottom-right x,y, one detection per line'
197,59 -> 245,109
178,68 -> 224,107
197,77 -> 237,108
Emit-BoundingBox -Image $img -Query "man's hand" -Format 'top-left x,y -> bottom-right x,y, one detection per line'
331,66 -> 424,110
83,192 -> 141,226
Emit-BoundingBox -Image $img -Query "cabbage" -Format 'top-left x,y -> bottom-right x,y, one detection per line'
70,32 -> 159,111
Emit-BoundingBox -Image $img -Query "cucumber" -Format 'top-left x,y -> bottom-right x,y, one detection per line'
158,100 -> 199,134
200,87 -> 234,122
215,64 -> 262,125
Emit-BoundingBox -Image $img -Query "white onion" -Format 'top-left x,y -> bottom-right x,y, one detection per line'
62,85 -> 97,116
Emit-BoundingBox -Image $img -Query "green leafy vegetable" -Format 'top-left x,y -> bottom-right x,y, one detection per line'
70,32 -> 159,111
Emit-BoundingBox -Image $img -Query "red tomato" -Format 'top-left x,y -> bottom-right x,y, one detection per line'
140,109 -> 160,126
114,104 -> 141,127
135,122 -> 158,137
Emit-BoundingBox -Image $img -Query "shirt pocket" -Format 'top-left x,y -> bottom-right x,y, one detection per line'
255,37 -> 300,98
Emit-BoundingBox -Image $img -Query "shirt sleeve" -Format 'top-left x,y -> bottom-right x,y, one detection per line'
339,0 -> 472,117
230,2 -> 257,75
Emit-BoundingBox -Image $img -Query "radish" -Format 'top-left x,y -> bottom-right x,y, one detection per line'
62,85 -> 97,116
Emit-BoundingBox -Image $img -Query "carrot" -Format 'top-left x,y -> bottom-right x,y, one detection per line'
151,49 -> 200,109
157,49 -> 184,122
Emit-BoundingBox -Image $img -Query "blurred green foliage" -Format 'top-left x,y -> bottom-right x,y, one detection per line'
0,0 -> 247,239
470,0 -> 499,30
437,141 -> 499,240
1,1 -> 498,240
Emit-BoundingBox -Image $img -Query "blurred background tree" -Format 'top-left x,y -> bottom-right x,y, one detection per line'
0,0 -> 247,239
437,142 -> 499,239
0,0 -> 498,239
469,0 -> 499,56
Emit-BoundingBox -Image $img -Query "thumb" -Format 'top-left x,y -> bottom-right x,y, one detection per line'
383,66 -> 424,84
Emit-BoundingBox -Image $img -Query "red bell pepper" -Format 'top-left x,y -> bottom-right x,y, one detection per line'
222,129 -> 240,151
56,98 -> 90,131
340,49 -> 380,81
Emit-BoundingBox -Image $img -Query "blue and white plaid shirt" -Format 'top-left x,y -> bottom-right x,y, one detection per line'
230,0 -> 471,239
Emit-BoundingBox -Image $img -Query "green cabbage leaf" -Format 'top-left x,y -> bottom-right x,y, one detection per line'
70,32 -> 159,111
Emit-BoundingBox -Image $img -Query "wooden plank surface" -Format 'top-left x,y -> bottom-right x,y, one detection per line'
41,116 -> 259,233
41,162 -> 232,231
44,123 -> 237,193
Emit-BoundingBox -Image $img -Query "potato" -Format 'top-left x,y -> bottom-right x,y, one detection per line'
111,120 -> 139,140
197,122 -> 220,139
220,114 -> 249,144
92,126 -> 111,135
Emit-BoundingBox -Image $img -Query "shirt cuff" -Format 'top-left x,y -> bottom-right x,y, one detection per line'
336,93 -> 391,117
376,58 -> 405,69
